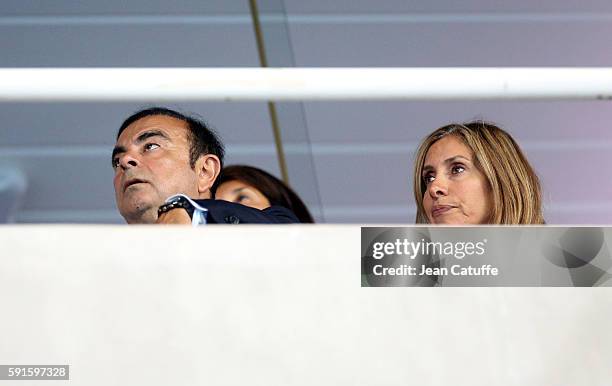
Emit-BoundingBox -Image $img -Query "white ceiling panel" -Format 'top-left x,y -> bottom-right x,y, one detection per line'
543,211 -> 612,225
301,101 -> 612,143
312,152 -> 414,207
288,21 -> 612,67
0,23 -> 257,67
0,102 -> 273,147
284,0 -> 612,14
311,147 -> 612,223
4,152 -> 281,212
528,148 -> 612,204
0,154 -> 117,211
1,1 -> 611,224
0,1 -> 248,16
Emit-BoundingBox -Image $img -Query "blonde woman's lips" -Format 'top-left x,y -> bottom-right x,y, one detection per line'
431,205 -> 455,217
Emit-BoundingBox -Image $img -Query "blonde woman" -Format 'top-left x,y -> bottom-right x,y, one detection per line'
413,121 -> 544,224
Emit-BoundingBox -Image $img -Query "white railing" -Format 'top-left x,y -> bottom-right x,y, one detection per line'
1,67 -> 612,101
1,225 -> 610,385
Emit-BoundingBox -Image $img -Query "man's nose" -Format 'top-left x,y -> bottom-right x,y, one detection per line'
119,152 -> 139,170
428,176 -> 448,198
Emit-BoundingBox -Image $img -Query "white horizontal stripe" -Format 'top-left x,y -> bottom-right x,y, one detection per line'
288,13 -> 612,24
15,209 -> 124,223
547,202 -> 612,212
322,205 -> 415,218
323,203 -> 612,217
14,202 -> 612,223
2,67 -> 612,102
285,143 -> 418,155
0,146 -> 111,157
521,141 -> 612,151
1,140 -> 611,158
0,144 -> 278,158
0,15 -> 250,26
2,13 -> 612,26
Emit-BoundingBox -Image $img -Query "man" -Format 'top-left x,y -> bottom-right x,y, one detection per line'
112,107 -> 298,225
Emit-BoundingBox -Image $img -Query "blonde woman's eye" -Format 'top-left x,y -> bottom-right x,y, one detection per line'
423,174 -> 435,185
451,165 -> 465,174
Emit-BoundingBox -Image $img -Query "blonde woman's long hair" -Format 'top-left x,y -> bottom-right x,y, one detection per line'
413,121 -> 544,224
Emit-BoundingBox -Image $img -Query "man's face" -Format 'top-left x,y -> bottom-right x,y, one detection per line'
112,115 -> 201,224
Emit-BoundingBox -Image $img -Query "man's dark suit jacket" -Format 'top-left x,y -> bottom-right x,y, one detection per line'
194,199 -> 299,224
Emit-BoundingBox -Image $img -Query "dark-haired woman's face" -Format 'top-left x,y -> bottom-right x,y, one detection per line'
216,180 -> 271,210
421,136 -> 492,224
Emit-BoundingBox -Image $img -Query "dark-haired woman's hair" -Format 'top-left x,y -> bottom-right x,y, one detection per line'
212,165 -> 315,223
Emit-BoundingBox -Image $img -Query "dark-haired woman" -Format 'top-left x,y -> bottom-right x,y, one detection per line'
213,165 -> 314,223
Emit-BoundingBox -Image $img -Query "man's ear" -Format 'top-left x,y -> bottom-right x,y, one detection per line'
195,154 -> 221,198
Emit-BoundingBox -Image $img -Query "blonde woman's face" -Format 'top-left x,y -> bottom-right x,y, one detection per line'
215,180 -> 271,210
421,136 -> 492,224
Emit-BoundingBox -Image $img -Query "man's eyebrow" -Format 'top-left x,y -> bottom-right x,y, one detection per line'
135,130 -> 170,143
422,155 -> 471,174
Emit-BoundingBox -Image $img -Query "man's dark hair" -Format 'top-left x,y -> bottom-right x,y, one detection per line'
116,107 -> 225,169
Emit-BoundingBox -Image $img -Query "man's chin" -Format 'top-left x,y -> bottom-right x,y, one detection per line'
120,201 -> 158,224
